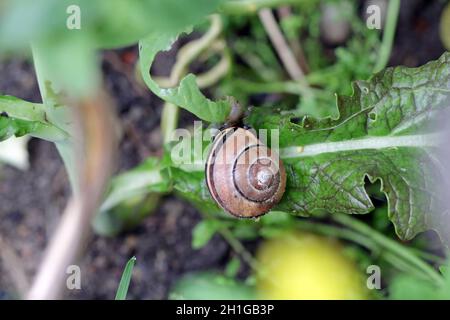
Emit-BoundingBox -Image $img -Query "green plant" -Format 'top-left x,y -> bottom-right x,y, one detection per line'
170,272 -> 256,300
115,256 -> 137,300
390,263 -> 450,300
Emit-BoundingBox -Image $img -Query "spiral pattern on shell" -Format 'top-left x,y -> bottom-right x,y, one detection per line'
206,127 -> 286,218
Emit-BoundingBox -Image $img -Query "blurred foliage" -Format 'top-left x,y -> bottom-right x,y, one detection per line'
221,0 -> 381,118
0,0 -> 222,96
138,17 -> 232,123
192,219 -> 225,249
390,263 -> 450,300
93,157 -> 171,236
170,271 -> 256,300
0,0 -> 222,49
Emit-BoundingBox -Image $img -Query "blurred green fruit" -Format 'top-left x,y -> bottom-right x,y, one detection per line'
256,232 -> 369,300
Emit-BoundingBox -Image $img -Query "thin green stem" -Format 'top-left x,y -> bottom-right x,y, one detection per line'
170,15 -> 223,85
410,248 -> 446,266
295,219 -> 378,251
218,227 -> 261,272
373,0 -> 400,73
196,46 -> 232,88
197,211 -> 261,273
161,102 -> 180,144
221,0 -> 303,15
160,14 -> 224,143
295,219 -> 444,276
234,78 -> 322,96
331,214 -> 444,285
382,251 -> 432,281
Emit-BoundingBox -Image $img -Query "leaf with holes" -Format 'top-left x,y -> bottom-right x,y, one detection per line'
246,52 -> 450,242
138,17 -> 231,123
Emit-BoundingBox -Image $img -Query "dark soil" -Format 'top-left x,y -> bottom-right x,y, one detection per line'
390,0 -> 446,67
0,0 -> 447,299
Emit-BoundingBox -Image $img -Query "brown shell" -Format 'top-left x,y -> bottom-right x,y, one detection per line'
205,127 -> 286,218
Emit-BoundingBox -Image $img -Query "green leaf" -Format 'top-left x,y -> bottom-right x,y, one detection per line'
115,256 -> 136,300
192,220 -> 223,249
0,0 -> 223,50
0,95 -> 68,142
100,158 -> 170,212
93,158 -> 172,236
171,166 -> 222,215
390,261 -> 450,300
246,52 -> 450,241
138,27 -> 231,123
169,271 -> 255,300
389,274 -> 442,300
1,0 -> 223,97
224,257 -> 241,278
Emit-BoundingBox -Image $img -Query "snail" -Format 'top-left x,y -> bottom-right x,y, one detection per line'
205,127 -> 286,218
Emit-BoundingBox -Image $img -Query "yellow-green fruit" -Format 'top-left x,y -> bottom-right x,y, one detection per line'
440,3 -> 450,51
256,232 -> 369,300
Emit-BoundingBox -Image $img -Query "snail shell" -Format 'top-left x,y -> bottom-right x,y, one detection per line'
205,127 -> 286,218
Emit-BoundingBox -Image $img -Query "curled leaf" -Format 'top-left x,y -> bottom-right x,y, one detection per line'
138,21 -> 231,123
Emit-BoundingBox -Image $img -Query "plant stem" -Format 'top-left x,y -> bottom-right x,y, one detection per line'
30,40 -> 118,299
295,219 -> 378,251
373,0 -> 400,73
295,218 -> 444,276
218,227 -> 261,272
221,0 -> 302,15
258,8 -> 307,83
160,14 -> 224,143
169,15 -> 223,86
331,213 -> 444,285
161,102 -> 180,144
382,251 -> 432,281
234,78 -> 319,96
196,46 -> 232,88
410,249 -> 446,266
277,6 -> 310,73
196,209 -> 259,272
31,46 -> 79,194
233,47 -> 281,82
